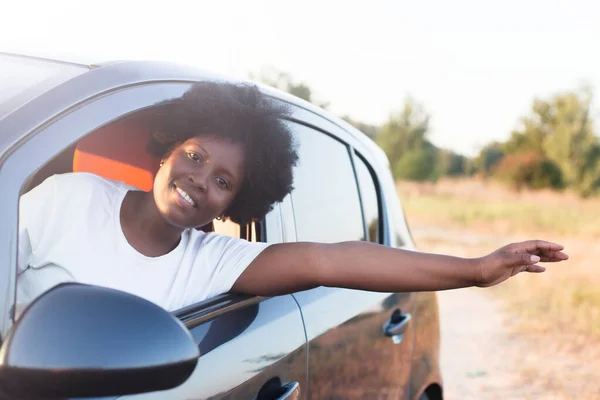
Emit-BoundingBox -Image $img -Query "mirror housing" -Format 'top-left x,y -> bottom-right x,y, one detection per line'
0,283 -> 199,398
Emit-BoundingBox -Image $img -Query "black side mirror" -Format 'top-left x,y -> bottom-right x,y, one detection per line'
0,283 -> 199,399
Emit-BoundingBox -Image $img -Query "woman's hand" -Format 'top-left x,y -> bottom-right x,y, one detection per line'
475,240 -> 569,287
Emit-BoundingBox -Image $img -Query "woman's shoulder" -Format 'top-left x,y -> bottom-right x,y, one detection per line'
53,172 -> 130,193
42,172 -> 132,210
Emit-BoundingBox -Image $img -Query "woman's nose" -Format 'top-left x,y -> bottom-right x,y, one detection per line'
188,169 -> 209,192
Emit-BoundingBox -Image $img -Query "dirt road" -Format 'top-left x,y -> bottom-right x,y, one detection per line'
438,288 -> 534,400
437,287 -> 599,400
409,224 -> 600,399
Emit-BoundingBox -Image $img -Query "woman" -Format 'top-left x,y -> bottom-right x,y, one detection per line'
17,81 -> 568,311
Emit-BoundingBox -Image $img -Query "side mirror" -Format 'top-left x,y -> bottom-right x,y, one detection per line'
0,283 -> 199,398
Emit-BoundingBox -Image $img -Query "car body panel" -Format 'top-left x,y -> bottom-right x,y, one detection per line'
293,288 -> 415,399
124,295 -> 307,400
273,114 -> 418,398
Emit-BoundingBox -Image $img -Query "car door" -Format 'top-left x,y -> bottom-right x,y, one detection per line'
0,64 -> 307,399
285,122 -> 416,399
123,218 -> 307,400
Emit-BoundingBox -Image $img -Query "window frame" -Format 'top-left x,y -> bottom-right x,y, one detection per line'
286,120 -> 367,244
0,79 -> 286,338
352,150 -> 385,244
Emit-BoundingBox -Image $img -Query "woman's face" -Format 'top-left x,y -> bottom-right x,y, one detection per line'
153,135 -> 246,229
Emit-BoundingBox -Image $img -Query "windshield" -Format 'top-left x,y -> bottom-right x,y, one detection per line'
0,54 -> 88,120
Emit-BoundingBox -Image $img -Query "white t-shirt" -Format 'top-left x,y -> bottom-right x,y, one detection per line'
17,172 -> 270,311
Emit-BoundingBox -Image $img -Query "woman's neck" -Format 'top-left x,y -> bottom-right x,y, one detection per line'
120,190 -> 184,257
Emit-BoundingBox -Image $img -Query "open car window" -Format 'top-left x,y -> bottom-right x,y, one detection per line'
14,101 -> 272,322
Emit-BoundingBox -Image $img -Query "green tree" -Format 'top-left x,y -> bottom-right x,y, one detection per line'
376,97 -> 437,181
394,144 -> 438,182
493,152 -> 563,190
503,99 -> 552,154
436,149 -> 468,177
506,87 -> 600,196
474,141 -> 504,176
377,97 -> 429,164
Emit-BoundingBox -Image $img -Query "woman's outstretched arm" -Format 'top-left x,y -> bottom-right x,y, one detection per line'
232,240 -> 568,296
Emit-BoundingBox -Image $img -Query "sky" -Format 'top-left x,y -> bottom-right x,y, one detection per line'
2,0 -> 600,156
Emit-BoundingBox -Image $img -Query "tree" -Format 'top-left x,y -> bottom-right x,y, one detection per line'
376,97 -> 437,181
493,152 -> 563,190
393,144 -> 438,181
474,142 -> 504,176
376,97 -> 429,164
505,87 -> 600,196
436,149 -> 469,177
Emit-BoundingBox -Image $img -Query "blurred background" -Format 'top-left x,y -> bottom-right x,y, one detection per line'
3,1 -> 599,398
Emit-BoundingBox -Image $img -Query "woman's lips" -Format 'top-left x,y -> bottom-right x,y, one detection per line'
173,184 -> 197,208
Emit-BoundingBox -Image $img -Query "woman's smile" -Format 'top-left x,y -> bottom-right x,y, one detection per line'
173,183 -> 198,208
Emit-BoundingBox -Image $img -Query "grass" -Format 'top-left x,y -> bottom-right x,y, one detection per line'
403,195 -> 600,237
397,178 -> 600,340
398,178 -> 600,239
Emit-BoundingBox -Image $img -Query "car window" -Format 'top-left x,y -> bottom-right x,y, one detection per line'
12,106 -> 275,322
290,123 -> 364,242
354,153 -> 381,244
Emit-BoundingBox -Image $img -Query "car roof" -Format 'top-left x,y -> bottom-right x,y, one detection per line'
1,52 -> 390,168
0,51 -> 95,69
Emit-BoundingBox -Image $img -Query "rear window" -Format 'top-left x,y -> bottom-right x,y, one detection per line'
290,123 -> 365,243
0,54 -> 87,120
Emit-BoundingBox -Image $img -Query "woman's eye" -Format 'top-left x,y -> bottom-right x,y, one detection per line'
215,177 -> 230,189
188,152 -> 202,163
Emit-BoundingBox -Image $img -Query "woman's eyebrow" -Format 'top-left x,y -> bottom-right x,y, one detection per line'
193,144 -> 210,159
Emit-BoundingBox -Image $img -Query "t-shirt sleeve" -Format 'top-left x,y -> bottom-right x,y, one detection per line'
201,233 -> 271,299
17,175 -> 58,273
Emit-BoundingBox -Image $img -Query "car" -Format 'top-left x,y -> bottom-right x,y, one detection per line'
0,52 -> 443,400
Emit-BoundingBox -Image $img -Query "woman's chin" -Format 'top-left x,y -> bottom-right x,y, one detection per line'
163,211 -> 213,231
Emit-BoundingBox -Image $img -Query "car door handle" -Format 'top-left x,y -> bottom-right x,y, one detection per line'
383,309 -> 411,343
257,378 -> 300,400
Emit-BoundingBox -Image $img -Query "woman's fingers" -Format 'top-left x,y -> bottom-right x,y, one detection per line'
524,264 -> 546,273
538,250 -> 569,261
508,241 -> 569,262
517,240 -> 565,253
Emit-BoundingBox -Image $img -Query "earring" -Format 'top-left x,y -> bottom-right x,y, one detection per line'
159,161 -> 164,167
216,215 -> 222,221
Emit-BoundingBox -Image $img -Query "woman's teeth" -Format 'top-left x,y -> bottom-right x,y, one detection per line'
176,187 -> 196,207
